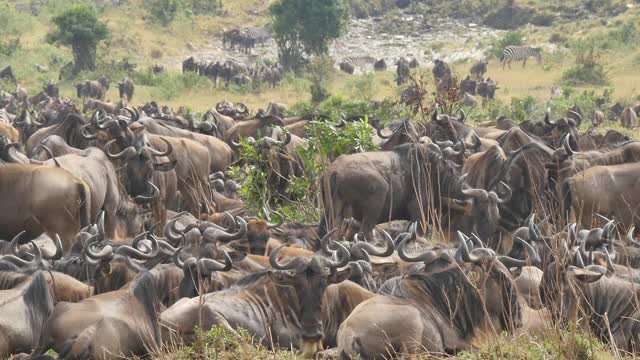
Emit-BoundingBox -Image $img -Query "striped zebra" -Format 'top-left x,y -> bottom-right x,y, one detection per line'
339,56 -> 376,73
501,45 -> 543,70
241,26 -> 271,46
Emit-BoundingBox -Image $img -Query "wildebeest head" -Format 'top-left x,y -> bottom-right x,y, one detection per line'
451,184 -> 512,244
544,111 -> 580,150
430,108 -> 469,142
12,108 -> 45,142
539,258 -> 605,325
267,230 -> 351,352
105,136 -> 174,199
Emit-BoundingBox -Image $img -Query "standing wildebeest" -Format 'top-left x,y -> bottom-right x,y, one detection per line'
98,74 -> 110,91
319,139 -> 503,241
42,148 -> 151,242
620,107 -> 637,128
182,57 -> 197,73
373,59 -> 387,71
337,238 -> 524,358
43,80 -> 59,98
470,60 -> 488,79
25,113 -> 91,157
477,78 -> 497,101
459,75 -> 477,95
396,58 -> 410,85
540,261 -> 640,354
564,162 -> 640,230
432,59 -> 457,95
118,77 -> 135,101
75,80 -> 105,99
0,164 -> 90,246
590,110 -> 605,127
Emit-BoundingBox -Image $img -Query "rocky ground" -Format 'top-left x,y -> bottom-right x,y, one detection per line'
165,11 -> 504,71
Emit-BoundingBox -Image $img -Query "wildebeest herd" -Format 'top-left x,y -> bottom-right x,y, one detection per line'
3,62 -> 640,360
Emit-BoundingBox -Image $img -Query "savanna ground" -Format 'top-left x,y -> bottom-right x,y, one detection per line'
3,0 -> 640,358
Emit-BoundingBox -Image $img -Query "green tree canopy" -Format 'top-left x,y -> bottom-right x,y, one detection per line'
47,5 -> 108,74
270,0 -> 349,70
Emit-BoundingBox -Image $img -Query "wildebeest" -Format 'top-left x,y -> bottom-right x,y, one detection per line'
0,164 -> 90,247
470,60 -> 488,79
432,59 -> 457,95
98,74 -> 110,91
621,107 -> 637,128
540,260 -> 640,353
31,270 -> 171,359
373,59 -> 387,72
337,237 -> 524,358
75,80 -> 105,99
161,236 -> 366,357
319,136 -> 505,241
396,58 -> 410,85
460,75 -> 477,95
0,65 -> 16,83
590,109 -> 605,127
118,77 -> 135,101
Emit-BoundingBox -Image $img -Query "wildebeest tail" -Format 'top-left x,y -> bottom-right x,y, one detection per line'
76,180 -> 91,228
318,172 -> 338,239
561,180 -> 572,224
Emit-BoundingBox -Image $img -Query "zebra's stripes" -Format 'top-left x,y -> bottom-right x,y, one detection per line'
341,56 -> 376,68
501,45 -> 543,70
241,26 -> 271,44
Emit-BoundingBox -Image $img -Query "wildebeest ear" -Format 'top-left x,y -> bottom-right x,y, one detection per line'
328,267 -> 351,284
569,268 -> 603,284
267,270 -> 295,287
154,160 -> 177,172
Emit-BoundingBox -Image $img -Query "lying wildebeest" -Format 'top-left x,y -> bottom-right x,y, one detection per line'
337,236 -> 525,358
161,235 -> 372,358
540,260 -> 640,354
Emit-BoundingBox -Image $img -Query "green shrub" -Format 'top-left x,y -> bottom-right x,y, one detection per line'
0,37 -> 20,56
510,95 -> 537,122
489,30 -> 525,59
145,0 -> 181,26
348,73 -> 375,102
561,44 -> 609,86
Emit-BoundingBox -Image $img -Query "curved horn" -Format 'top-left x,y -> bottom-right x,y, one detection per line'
562,133 -> 574,156
626,225 -> 640,247
147,137 -> 173,157
198,251 -> 233,275
544,110 -> 553,125
457,108 -> 466,123
397,233 -> 437,264
81,124 -> 98,140
320,241 -> 351,269
603,247 -> 615,273
217,217 -> 247,242
115,232 -> 159,259
134,182 -> 160,203
376,126 -> 392,139
46,234 -> 64,261
10,230 -> 27,255
266,211 -> 285,229
269,244 -> 308,270
83,235 -> 114,259
320,229 -> 339,254
528,213 -> 541,243
105,139 -> 136,160
497,181 -> 512,203
602,220 -> 616,243
164,212 -> 190,243
502,237 -> 541,267
352,229 -> 395,258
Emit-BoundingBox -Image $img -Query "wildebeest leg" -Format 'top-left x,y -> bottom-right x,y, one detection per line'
522,58 -> 527,68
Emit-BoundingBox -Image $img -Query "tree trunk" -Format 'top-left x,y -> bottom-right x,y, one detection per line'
72,41 -> 97,74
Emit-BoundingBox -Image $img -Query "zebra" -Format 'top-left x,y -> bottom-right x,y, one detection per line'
241,26 -> 271,46
338,56 -> 377,73
501,45 -> 543,70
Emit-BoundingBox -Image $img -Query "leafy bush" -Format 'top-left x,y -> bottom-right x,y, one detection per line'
306,56 -> 335,103
145,0 -> 181,26
132,70 -> 211,100
561,43 -> 609,86
348,73 -> 375,102
510,95 -> 537,122
0,37 -> 20,56
489,30 -> 525,59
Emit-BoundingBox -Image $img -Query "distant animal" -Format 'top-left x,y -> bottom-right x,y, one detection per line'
501,45 -> 543,70
151,64 -> 164,74
396,58 -> 410,85
408,57 -> 419,68
470,60 -> 488,79
118,77 -> 135,101
33,64 -> 49,73
373,59 -> 387,72
590,110 -> 605,127
460,75 -> 477,95
0,66 -> 16,84
461,93 -> 479,107
339,62 -> 355,75
621,107 -> 637,128
75,80 -> 104,99
98,74 -> 110,91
